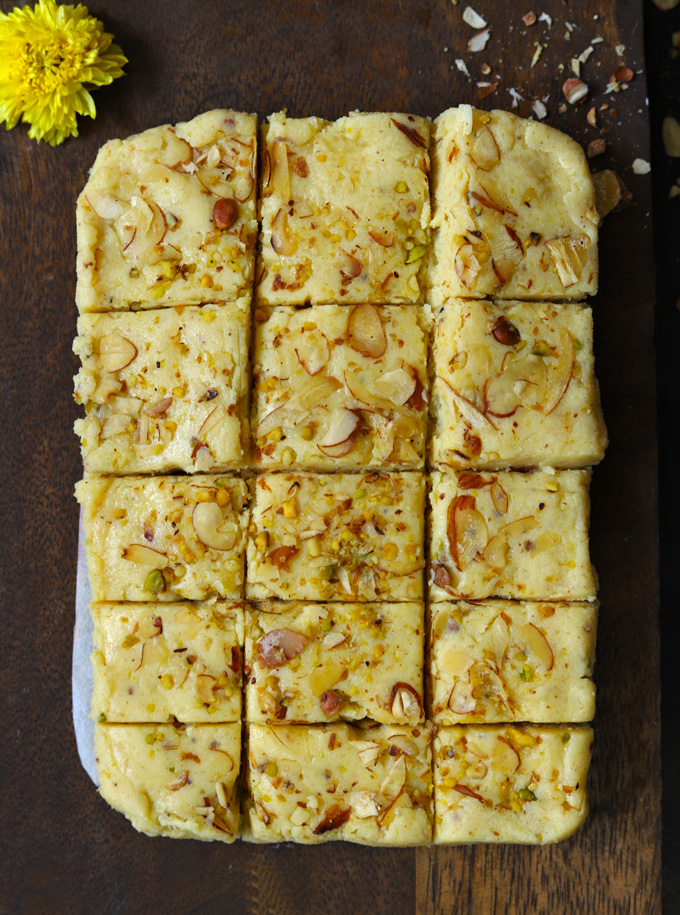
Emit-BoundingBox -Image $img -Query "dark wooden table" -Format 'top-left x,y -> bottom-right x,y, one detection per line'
0,2 -> 660,912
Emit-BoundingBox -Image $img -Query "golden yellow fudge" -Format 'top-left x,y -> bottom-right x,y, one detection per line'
429,106 -> 598,301
429,600 -> 597,724
76,110 -> 257,312
92,602 -> 243,724
95,723 -> 241,841
252,304 -> 429,470
244,602 -> 424,724
246,472 -> 425,601
256,111 -> 431,305
244,723 -> 433,844
73,301 -> 249,474
431,299 -> 608,469
429,469 -> 596,601
434,725 -> 592,844
76,475 -> 249,602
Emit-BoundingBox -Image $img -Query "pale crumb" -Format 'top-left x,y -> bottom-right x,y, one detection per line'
652,0 -> 680,9
455,58 -> 471,77
531,99 -> 548,119
468,29 -> 491,52
632,158 -> 651,175
663,116 -> 680,157
507,88 -> 524,108
462,5 -> 487,28
615,43 -> 626,55
539,12 -> 552,27
531,42 -> 544,67
571,58 -> 580,77
669,185 -> 680,199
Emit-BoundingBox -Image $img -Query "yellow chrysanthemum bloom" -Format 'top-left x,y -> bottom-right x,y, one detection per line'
0,0 -> 126,146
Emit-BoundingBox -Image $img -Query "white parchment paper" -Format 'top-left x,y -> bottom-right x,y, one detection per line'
72,511 -> 98,785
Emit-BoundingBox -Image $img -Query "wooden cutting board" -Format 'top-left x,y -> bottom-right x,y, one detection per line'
0,1 -> 660,912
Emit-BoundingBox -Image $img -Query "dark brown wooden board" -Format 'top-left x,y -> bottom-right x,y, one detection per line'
0,1 -> 660,913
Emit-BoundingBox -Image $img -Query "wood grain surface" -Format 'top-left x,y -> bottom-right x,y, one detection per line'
0,1 -> 660,913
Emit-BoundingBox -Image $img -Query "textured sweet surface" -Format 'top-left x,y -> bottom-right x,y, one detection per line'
429,600 -> 597,724
76,110 -> 257,312
76,474 -> 249,601
244,722 -> 433,844
244,601 -> 424,724
256,111 -> 431,305
91,602 -> 243,723
429,469 -> 596,601
433,725 -> 593,844
95,723 -> 241,841
73,301 -> 250,474
246,471 -> 425,601
429,106 -> 598,301
431,299 -> 608,469
252,304 -> 429,470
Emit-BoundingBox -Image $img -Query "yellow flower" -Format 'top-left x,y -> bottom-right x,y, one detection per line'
0,0 -> 126,146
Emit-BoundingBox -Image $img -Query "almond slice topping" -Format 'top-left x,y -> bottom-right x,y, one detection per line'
374,367 -> 417,405
347,304 -> 387,359
470,126 -> 500,170
447,495 -> 488,570
294,329 -> 330,375
121,543 -> 169,568
99,332 -> 138,373
257,628 -> 308,668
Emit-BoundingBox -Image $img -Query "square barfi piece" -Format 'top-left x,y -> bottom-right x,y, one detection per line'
76,474 -> 249,602
429,106 -> 599,301
244,723 -> 433,845
431,299 -> 608,469
429,600 -> 597,724
91,601 -> 244,723
76,109 -> 257,312
245,601 -> 424,724
428,469 -> 596,601
95,723 -> 241,841
256,111 -> 431,305
73,301 -> 250,474
433,725 -> 592,844
246,472 -> 425,601
252,304 -> 429,470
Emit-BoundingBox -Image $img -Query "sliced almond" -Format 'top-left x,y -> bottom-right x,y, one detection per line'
347,305 -> 387,359
515,622 -> 554,670
440,379 -> 496,429
592,170 -> 623,218
387,734 -> 418,757
368,227 -> 395,247
374,367 -> 417,405
343,372 -> 394,410
448,495 -> 489,570
198,405 -> 227,440
493,737 -> 521,774
99,332 -> 138,373
122,197 -> 167,263
449,677 -> 476,714
257,628 -> 308,669
488,614 -> 509,667
121,543 -> 169,568
379,754 -> 407,800
191,502 -> 237,551
501,516 -> 539,540
157,133 -> 192,168
322,631 -> 347,649
293,329 -> 330,375
320,409 -> 360,448
352,791 -> 380,819
490,480 -> 509,515
440,648 -> 474,678
482,533 -> 509,570
84,190 -> 124,221
353,740 -> 381,768
100,414 -> 132,438
270,139 -> 291,202
454,243 -> 481,288
144,396 -> 173,417
389,682 -> 423,724
271,208 -> 298,256
543,328 -> 574,415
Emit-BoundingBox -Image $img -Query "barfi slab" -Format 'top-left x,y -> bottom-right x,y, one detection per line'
76,474 -> 249,601
252,304 -> 429,470
246,472 -> 425,601
95,723 -> 241,841
76,110 -> 257,312
431,299 -> 608,469
244,722 -> 433,845
245,601 -> 424,724
92,601 -> 243,723
256,111 -> 431,305
428,469 -> 596,601
429,106 -> 598,301
429,600 -> 597,724
434,725 -> 592,844
73,301 -> 249,474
